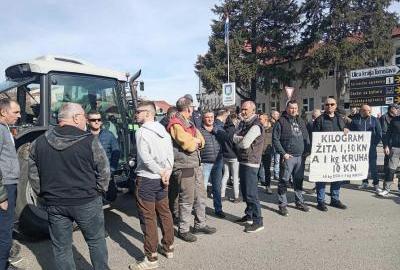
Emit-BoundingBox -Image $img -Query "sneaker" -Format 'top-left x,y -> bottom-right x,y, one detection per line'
295,202 -> 310,212
177,232 -> 197,242
317,203 -> 328,212
378,190 -> 390,197
244,223 -> 264,233
374,185 -> 382,193
265,186 -> 273,194
235,215 -> 253,225
330,200 -> 347,209
215,211 -> 226,219
192,225 -> 217,235
158,245 -> 174,259
358,182 -> 369,189
278,206 -> 289,216
129,257 -> 159,270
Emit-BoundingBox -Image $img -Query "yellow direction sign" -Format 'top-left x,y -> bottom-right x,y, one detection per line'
395,75 -> 400,84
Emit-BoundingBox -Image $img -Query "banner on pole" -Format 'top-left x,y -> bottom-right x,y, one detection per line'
309,132 -> 371,182
222,82 -> 236,106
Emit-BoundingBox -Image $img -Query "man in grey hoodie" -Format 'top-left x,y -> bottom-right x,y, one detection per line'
28,103 -> 110,270
0,98 -> 21,270
129,101 -> 174,270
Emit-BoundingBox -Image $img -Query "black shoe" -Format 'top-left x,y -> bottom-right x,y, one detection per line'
177,232 -> 197,242
317,203 -> 328,212
232,198 -> 241,203
244,223 -> 264,233
330,200 -> 347,209
192,225 -> 217,235
235,215 -> 253,225
7,263 -> 25,270
279,206 -> 289,216
295,202 -> 310,212
215,211 -> 226,219
305,187 -> 316,195
265,186 -> 273,194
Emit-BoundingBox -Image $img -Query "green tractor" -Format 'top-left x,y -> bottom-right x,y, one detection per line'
0,55 -> 141,240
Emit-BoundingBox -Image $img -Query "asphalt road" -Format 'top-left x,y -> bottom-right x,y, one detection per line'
14,179 -> 400,270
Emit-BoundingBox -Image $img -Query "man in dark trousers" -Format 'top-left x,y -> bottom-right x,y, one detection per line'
380,104 -> 399,191
349,104 -> 382,192
28,102 -> 110,270
313,98 -> 348,211
273,100 -> 310,216
0,99 -> 21,270
380,109 -> 400,196
233,101 -> 265,233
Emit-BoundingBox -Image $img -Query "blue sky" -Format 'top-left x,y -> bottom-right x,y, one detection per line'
0,0 -> 219,104
0,1 -> 398,105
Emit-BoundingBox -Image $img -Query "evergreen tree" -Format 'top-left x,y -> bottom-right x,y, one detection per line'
299,0 -> 399,105
196,0 -> 301,101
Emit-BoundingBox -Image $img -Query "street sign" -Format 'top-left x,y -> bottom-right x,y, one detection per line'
222,82 -> 236,107
349,85 -> 396,98
350,65 -> 400,80
349,67 -> 400,107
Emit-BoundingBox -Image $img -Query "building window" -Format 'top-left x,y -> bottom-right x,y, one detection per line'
303,98 -> 309,112
321,96 -> 326,110
303,98 -> 314,112
396,47 -> 400,66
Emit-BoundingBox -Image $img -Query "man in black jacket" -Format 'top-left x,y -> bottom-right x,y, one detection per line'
380,104 -> 399,191
273,100 -> 310,216
28,103 -> 110,270
313,98 -> 348,211
380,112 -> 400,196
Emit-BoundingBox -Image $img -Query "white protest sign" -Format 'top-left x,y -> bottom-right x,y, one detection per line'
309,132 -> 371,182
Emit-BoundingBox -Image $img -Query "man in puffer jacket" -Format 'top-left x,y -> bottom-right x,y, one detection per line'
199,110 -> 225,218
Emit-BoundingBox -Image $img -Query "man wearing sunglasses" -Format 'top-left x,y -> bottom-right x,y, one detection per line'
313,98 -> 349,211
87,110 -> 120,202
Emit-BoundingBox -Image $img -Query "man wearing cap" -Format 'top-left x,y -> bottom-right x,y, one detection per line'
184,94 -> 202,129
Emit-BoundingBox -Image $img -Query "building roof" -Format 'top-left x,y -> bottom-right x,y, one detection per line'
154,100 -> 171,114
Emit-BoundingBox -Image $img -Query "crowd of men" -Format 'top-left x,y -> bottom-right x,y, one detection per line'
0,95 -> 399,270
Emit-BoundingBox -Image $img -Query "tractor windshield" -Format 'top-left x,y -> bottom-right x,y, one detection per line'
49,73 -> 121,139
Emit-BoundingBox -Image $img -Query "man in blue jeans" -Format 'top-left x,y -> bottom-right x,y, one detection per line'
234,101 -> 265,233
199,110 -> 225,218
28,103 -> 110,270
0,99 -> 21,270
313,98 -> 348,211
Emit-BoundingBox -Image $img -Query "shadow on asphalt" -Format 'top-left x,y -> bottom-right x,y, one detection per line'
104,192 -> 145,260
20,235 -> 94,269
